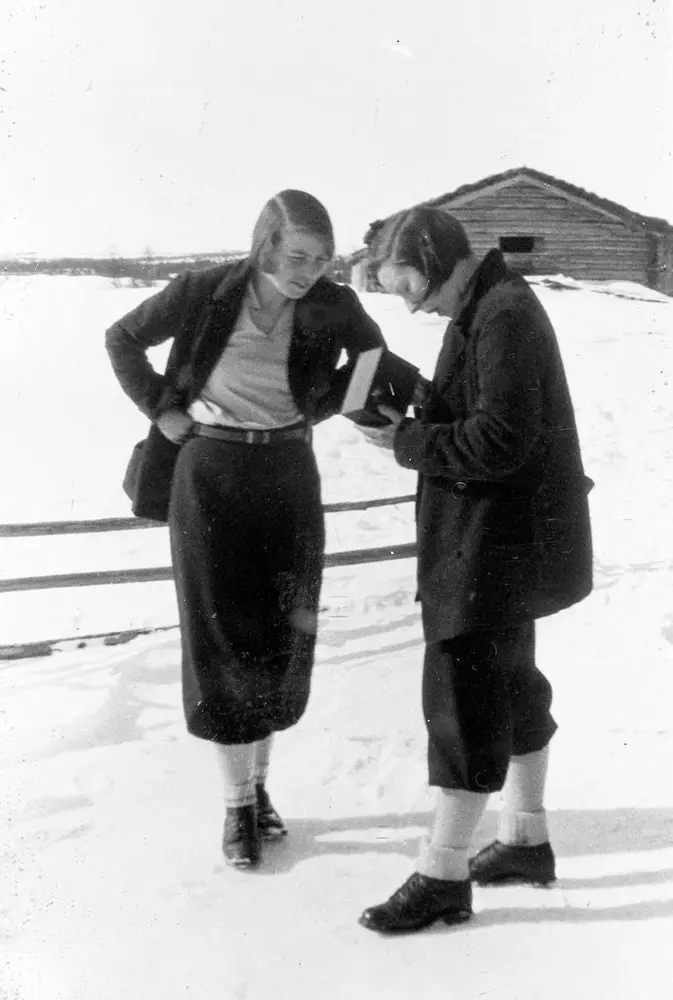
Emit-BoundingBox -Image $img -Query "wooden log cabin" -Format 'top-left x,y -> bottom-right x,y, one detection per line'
352,167 -> 673,296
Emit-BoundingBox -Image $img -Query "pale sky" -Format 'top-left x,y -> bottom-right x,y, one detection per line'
1,0 -> 671,256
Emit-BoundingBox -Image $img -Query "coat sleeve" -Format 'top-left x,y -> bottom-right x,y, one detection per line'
393,308 -> 547,481
341,285 -> 386,350
312,285 -> 388,421
105,271 -> 198,420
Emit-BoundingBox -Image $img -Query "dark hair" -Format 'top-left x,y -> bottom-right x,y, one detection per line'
250,190 -> 335,270
367,206 -> 472,295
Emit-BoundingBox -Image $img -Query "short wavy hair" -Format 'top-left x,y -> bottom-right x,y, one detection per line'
250,190 -> 335,271
367,206 -> 472,296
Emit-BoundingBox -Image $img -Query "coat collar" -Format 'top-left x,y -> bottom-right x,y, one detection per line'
455,248 -> 510,332
211,259 -> 252,301
429,251 -> 509,393
186,262 -> 250,397
211,262 -> 336,326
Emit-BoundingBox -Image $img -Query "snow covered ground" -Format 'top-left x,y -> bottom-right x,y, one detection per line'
1,275 -> 673,999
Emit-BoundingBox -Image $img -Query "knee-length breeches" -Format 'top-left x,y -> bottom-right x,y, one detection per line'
169,436 -> 325,744
423,622 -> 557,792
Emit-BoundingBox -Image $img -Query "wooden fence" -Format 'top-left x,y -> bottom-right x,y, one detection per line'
0,494 -> 417,655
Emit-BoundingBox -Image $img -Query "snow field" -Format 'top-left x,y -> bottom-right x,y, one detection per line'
1,274 -> 672,999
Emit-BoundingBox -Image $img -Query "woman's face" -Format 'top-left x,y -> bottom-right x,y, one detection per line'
377,262 -> 430,313
264,226 -> 332,299
377,260 -> 469,318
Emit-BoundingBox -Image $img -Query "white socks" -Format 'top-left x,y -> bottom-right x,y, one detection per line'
253,735 -> 273,786
416,747 -> 552,879
416,788 -> 489,881
497,747 -> 550,846
215,742 -> 255,807
497,809 -> 549,847
417,844 -> 472,881
215,735 -> 275,809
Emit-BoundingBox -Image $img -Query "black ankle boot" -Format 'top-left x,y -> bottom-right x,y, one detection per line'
255,784 -> 287,839
222,805 -> 260,868
469,840 -> 556,885
359,873 -> 472,933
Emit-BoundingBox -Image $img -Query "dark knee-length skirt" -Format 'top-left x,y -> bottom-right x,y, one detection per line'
169,435 -> 325,744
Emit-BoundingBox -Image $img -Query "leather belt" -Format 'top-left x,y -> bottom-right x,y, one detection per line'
193,422 -> 310,445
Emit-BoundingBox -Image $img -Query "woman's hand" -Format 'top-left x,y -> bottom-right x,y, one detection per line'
412,375 -> 432,407
156,409 -> 194,444
357,405 -> 404,451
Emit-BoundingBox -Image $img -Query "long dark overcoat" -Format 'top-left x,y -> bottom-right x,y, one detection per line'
394,250 -> 593,642
105,260 -> 389,520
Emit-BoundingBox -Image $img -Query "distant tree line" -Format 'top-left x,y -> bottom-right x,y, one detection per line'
0,254 -> 246,284
1,253 -> 354,285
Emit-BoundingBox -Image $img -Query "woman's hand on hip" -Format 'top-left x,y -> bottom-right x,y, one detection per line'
156,409 -> 194,444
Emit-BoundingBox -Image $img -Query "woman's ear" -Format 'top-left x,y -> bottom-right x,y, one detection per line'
257,236 -> 275,275
259,230 -> 283,275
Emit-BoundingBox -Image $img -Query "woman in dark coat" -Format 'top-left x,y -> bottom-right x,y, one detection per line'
105,190 -> 386,868
356,207 -> 593,933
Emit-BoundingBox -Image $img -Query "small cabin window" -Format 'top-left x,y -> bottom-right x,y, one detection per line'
499,235 -> 537,254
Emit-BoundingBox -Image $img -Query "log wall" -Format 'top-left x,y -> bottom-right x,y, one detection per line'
656,234 -> 673,295
437,180 -> 652,285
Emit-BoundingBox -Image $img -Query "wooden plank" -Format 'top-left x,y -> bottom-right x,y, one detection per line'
0,517 -> 164,538
0,494 -> 416,538
0,542 -> 418,593
1,566 -> 174,592
325,494 -> 415,515
0,626 -> 179,661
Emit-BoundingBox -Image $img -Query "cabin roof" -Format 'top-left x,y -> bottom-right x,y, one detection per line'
425,166 -> 673,233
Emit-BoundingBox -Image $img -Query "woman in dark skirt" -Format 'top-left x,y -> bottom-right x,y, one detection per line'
105,190 -> 386,867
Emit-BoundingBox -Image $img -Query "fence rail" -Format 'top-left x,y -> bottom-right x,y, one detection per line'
0,494 -> 416,539
0,494 -> 418,655
0,542 -> 418,594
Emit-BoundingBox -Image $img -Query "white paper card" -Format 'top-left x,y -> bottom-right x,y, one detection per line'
340,347 -> 384,415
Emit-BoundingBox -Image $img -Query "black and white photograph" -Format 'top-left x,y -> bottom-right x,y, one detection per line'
1,1 -> 672,997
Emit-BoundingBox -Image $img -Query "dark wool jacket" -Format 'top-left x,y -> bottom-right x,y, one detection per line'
394,250 -> 593,641
106,260 -> 387,520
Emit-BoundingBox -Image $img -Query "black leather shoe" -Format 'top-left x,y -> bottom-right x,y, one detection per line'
222,805 -> 260,868
469,840 -> 556,885
359,873 -> 472,933
255,784 -> 287,839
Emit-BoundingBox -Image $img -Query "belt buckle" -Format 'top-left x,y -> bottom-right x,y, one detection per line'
245,429 -> 271,444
